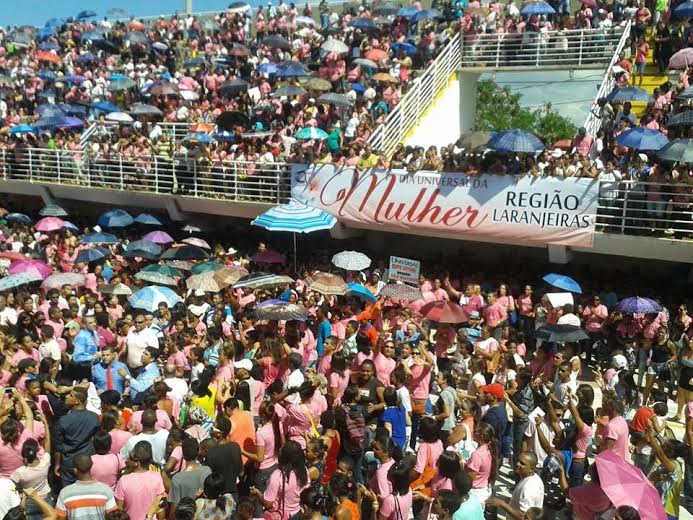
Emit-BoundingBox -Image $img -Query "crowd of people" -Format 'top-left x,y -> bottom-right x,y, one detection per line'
0,203 -> 688,520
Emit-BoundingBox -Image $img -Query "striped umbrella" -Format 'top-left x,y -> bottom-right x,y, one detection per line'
213,266 -> 249,287
43,272 -> 86,290
0,273 -> 43,291
128,286 -> 182,312
233,272 -> 294,289
39,204 -> 68,217
251,200 -> 337,233
134,271 -> 177,286
379,282 -> 423,301
186,272 -> 225,293
305,271 -> 348,296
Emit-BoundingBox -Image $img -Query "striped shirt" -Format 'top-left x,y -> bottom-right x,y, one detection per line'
55,480 -> 117,520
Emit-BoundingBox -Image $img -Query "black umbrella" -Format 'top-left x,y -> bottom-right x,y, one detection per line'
219,79 -> 250,96
535,325 -> 589,343
124,31 -> 149,45
92,39 -> 120,54
122,249 -> 160,260
666,110 -> 693,127
262,35 -> 291,50
160,245 -> 210,260
216,111 -> 250,130
129,103 -> 163,117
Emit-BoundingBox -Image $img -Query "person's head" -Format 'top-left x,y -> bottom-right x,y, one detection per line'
436,369 -> 454,388
128,440 -> 153,469
73,453 -> 93,479
288,352 -> 303,370
278,440 -> 308,487
141,409 -> 157,430
383,387 -> 399,408
614,505 -> 641,520
481,383 -> 504,405
101,346 -> 116,365
662,439 -> 688,461
141,346 -> 159,366
557,362 -> 571,383
202,472 -> 229,512
21,438 -> 40,465
182,437 -> 200,462
437,450 -> 461,480
432,490 -> 462,520
418,416 -> 440,443
93,430 -> 113,455
84,316 -> 97,331
306,438 -> 327,462
359,359 -> 375,382
371,434 -> 401,463
66,386 -> 88,408
515,451 -> 538,478
387,460 -> 410,496
602,397 -> 624,418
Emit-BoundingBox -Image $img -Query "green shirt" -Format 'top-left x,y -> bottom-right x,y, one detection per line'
327,128 -> 341,152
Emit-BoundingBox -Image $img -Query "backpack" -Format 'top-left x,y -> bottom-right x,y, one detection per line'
343,404 -> 366,452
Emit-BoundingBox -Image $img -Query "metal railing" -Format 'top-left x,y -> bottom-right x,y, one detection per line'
369,31 -> 463,156
584,24 -> 632,137
596,179 -> 693,236
0,148 -> 291,204
459,27 -> 626,69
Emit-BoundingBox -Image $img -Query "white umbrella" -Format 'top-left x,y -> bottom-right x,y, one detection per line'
332,251 -> 371,271
106,112 -> 134,123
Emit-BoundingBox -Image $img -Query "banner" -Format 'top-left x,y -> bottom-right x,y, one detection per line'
389,256 -> 421,284
291,165 -> 599,247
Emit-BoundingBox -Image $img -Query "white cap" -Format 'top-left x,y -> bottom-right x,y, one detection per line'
194,289 -> 206,297
233,359 -> 253,371
227,247 -> 238,255
612,354 -> 628,370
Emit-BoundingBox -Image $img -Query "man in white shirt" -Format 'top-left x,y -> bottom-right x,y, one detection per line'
163,363 -> 189,403
0,296 -> 17,327
187,290 -> 210,319
488,452 -> 544,515
120,410 -> 169,464
557,304 -> 581,327
284,353 -> 305,404
125,313 -> 159,372
39,324 -> 61,362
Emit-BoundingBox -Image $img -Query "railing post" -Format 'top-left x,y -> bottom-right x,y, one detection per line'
193,160 -> 198,197
27,148 -> 33,181
578,30 -> 584,66
154,156 -> 159,193
495,34 -> 501,68
620,182 -> 629,234
276,169 -> 281,204
535,33 -> 540,66
56,150 -> 61,183
119,155 -> 124,190
1,149 -> 5,179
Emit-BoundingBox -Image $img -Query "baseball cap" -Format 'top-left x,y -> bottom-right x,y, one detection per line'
612,354 -> 628,370
480,384 -> 504,400
468,311 -> 481,320
233,359 -> 253,371
194,289 -> 206,297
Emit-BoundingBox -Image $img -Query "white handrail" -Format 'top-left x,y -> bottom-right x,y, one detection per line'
583,23 -> 632,137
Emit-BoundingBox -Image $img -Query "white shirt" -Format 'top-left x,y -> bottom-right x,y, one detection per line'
0,307 -> 17,327
126,328 -> 159,368
510,473 -> 544,512
557,313 -> 581,327
164,377 -> 189,403
523,419 -> 555,467
0,478 -> 20,520
120,429 -> 170,465
285,369 -> 305,404
39,338 -> 61,362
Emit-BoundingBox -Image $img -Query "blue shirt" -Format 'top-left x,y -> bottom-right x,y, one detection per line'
128,362 -> 161,399
316,319 -> 331,356
92,361 -> 129,394
72,329 -> 100,363
380,406 -> 407,449
452,496 -> 484,520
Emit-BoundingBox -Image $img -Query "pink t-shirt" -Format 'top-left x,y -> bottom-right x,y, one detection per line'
91,453 -> 125,489
256,422 -> 279,470
168,446 -> 187,473
603,416 -> 630,462
414,440 -> 444,473
109,430 -> 133,455
128,409 -> 172,433
380,490 -> 413,520
466,443 -> 492,489
263,470 -> 310,520
373,352 -> 396,387
114,470 -> 165,520
328,370 -> 350,404
409,364 -> 432,400
574,423 -> 593,459
0,429 -> 40,477
370,458 -> 395,500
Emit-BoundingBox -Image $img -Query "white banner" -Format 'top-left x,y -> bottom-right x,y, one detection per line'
291,165 -> 599,247
389,256 -> 421,284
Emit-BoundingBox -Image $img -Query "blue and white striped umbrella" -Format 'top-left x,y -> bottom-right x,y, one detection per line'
128,286 -> 182,312
614,127 -> 669,151
251,200 -> 337,233
488,129 -> 545,153
606,86 -> 654,103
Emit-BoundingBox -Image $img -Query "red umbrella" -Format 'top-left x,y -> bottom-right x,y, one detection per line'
419,301 -> 468,323
365,49 -> 388,62
8,259 -> 53,279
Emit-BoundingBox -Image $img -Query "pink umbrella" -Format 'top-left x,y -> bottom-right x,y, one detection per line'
182,237 -> 211,249
142,230 -> 174,244
593,451 -> 666,520
35,217 -> 65,232
668,48 -> 693,70
252,250 -> 286,264
8,259 -> 53,279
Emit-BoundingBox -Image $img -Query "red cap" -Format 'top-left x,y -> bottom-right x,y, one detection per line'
480,384 -> 504,400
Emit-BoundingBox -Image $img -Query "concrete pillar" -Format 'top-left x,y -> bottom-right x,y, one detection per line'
547,244 -> 573,264
165,199 -> 186,222
184,0 -> 193,15
458,71 -> 481,133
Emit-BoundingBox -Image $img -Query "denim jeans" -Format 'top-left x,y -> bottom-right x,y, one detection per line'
511,421 -> 528,468
570,459 -> 589,487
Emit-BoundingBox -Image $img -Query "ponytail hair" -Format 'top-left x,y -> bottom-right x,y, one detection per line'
476,422 -> 499,484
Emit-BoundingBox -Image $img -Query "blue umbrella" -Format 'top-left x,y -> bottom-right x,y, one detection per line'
126,240 -> 162,256
134,213 -> 164,226
349,18 -> 378,30
392,41 -> 417,55
614,127 -> 669,151
76,10 -> 98,20
675,1 -> 693,16
6,213 -> 32,224
615,297 -> 662,314
215,131 -> 236,142
397,6 -> 419,17
257,63 -> 279,74
294,127 -> 329,140
252,200 -> 337,233
411,8 -> 442,22
0,273 -> 42,291
74,53 -> 97,64
9,125 -> 34,135
75,247 -> 109,264
59,103 -> 88,116
98,209 -> 134,228
80,31 -> 105,42
488,129 -> 544,153
36,104 -> 66,118
45,18 -> 65,28
38,41 -> 60,51
606,86 -> 654,103
346,282 -> 377,302
63,221 -> 79,231
79,232 -> 119,244
36,28 -> 55,41
183,132 -> 213,144
91,101 -> 120,113
38,70 -> 58,82
128,286 -> 183,312
351,82 -> 366,94
276,60 -> 308,77
542,273 -> 582,294
520,1 -> 556,15
57,117 -> 85,129
32,117 -> 66,130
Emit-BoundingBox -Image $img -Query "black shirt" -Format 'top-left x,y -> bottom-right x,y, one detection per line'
55,408 -> 100,483
205,441 -> 243,495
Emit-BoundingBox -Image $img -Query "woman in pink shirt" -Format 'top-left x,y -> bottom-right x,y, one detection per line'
327,351 -> 350,406
373,340 -> 397,387
91,431 -> 125,490
252,440 -> 310,520
411,417 -> 444,491
465,422 -> 497,507
102,410 -> 132,456
244,401 -> 280,491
